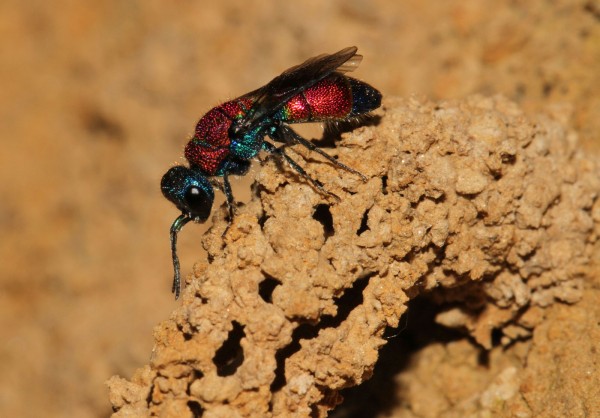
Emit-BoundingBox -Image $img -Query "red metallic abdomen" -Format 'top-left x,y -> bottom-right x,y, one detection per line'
281,74 -> 353,123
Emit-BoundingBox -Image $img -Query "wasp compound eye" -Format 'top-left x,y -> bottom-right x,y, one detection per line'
183,185 -> 213,221
161,166 -> 214,221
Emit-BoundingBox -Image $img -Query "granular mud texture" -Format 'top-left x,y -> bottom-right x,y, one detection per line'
108,96 -> 599,417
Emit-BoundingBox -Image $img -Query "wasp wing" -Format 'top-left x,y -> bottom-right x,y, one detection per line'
235,47 -> 362,132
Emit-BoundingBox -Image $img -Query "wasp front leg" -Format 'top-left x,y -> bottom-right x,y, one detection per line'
219,159 -> 251,236
221,172 -> 235,236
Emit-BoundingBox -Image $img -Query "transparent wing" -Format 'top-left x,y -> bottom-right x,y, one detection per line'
235,47 -> 362,133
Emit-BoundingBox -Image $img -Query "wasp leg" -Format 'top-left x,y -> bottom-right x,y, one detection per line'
221,171 -> 235,236
263,141 -> 340,201
220,160 -> 251,236
273,124 -> 367,181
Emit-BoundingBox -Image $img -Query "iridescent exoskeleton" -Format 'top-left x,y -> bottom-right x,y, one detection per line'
162,46 -> 382,298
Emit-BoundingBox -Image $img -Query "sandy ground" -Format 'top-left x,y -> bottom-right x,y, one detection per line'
1,1 -> 598,417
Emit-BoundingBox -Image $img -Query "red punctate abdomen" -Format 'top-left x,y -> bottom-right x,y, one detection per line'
280,74 -> 352,123
277,73 -> 381,124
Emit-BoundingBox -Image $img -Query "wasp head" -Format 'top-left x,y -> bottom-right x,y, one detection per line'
161,165 -> 214,222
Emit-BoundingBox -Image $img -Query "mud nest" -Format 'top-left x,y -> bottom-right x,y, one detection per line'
107,96 -> 599,417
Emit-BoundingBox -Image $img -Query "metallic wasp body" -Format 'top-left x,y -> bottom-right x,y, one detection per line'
162,46 -> 382,298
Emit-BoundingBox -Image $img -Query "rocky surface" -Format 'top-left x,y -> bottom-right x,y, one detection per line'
1,1 -> 599,417
108,96 -> 599,417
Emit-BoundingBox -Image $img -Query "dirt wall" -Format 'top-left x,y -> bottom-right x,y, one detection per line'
1,1 -> 598,417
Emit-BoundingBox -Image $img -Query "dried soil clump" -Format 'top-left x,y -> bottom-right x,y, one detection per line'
107,96 -> 599,417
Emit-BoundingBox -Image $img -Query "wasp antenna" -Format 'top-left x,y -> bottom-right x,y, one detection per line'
170,214 -> 192,299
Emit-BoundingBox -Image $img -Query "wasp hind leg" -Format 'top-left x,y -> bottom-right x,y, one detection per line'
262,141 -> 340,201
271,124 -> 367,181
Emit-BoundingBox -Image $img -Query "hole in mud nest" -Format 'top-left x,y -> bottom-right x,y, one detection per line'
191,369 -> 204,381
321,275 -> 371,328
501,153 -> 516,165
476,210 -> 488,220
271,322 -> 319,392
177,322 -> 194,341
330,296 -> 473,418
187,400 -> 204,417
259,274 -> 281,303
381,175 -> 388,195
213,321 -> 245,377
491,327 -> 503,347
313,204 -> 334,237
258,212 -> 269,230
356,208 -> 370,235
270,275 -> 373,392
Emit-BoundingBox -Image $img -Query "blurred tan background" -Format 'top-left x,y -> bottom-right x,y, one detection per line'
0,0 -> 598,416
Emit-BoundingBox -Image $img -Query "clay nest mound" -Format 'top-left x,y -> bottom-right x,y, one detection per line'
108,95 -> 600,417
